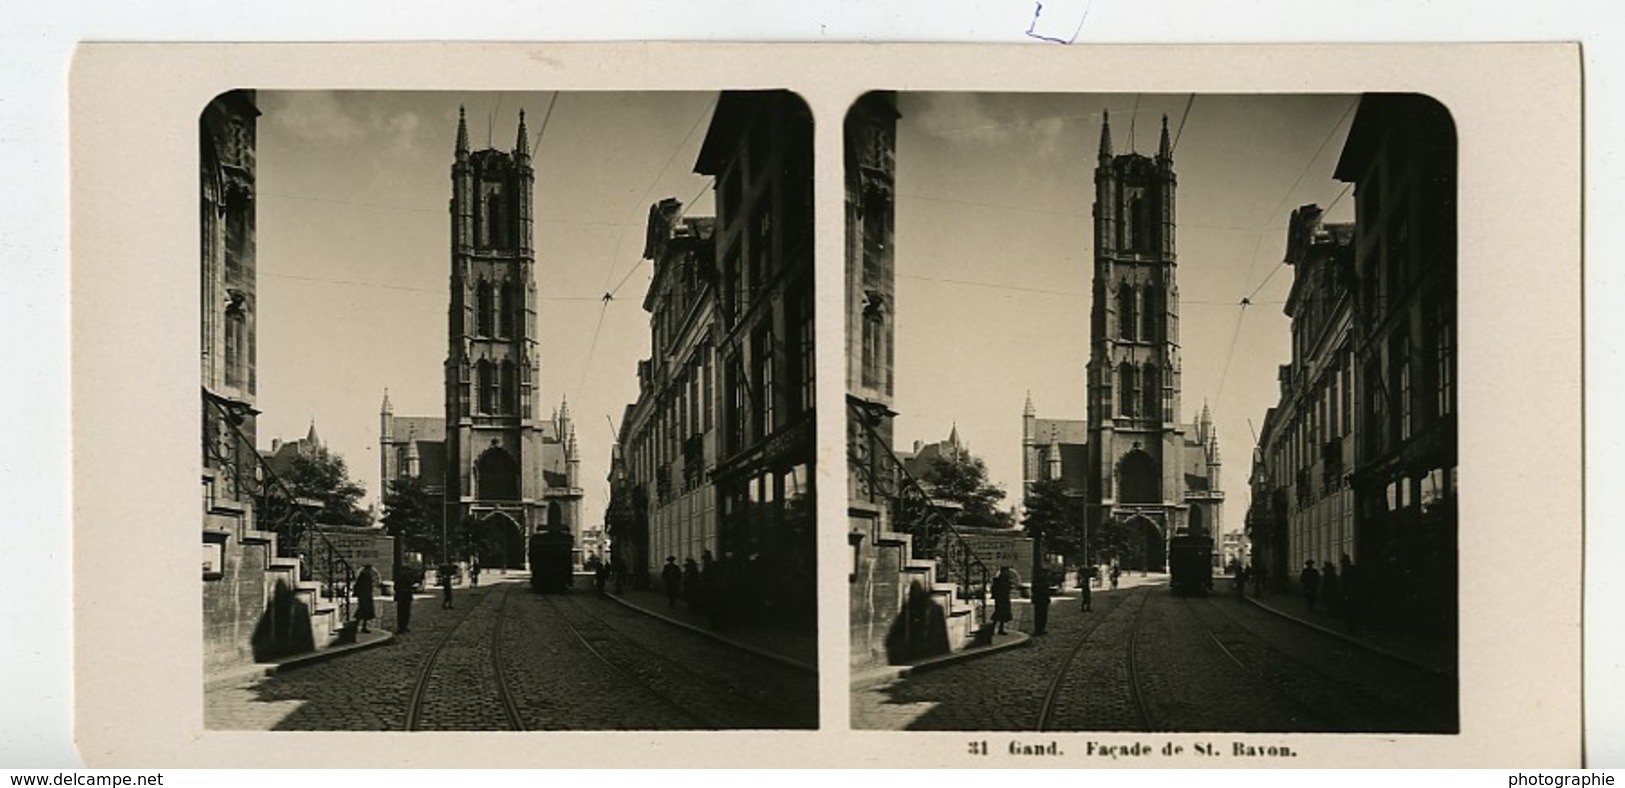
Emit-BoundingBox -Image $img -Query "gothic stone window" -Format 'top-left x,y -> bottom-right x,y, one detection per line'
1119,449 -> 1159,503
477,359 -> 496,415
1119,361 -> 1137,417
1142,363 -> 1160,421
476,281 -> 494,337
476,445 -> 520,501
1118,284 -> 1138,342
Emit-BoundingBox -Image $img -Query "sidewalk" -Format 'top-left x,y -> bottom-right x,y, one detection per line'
598,586 -> 817,672
1239,586 -> 1456,675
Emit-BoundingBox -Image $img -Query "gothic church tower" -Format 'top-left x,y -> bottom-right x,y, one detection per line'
445,108 -> 555,541
1085,113 -> 1193,570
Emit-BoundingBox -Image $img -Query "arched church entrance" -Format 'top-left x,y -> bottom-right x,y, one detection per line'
1120,515 -> 1166,573
468,510 -> 525,570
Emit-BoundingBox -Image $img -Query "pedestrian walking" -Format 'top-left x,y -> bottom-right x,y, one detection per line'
469,560 -> 480,587
1340,554 -> 1362,634
991,567 -> 1014,635
1109,563 -> 1121,591
1031,570 -> 1051,635
594,560 -> 609,598
682,557 -> 702,611
1300,560 -> 1321,612
439,563 -> 455,609
393,563 -> 415,633
1079,569 -> 1093,612
353,564 -> 377,633
1322,561 -> 1341,615
1234,564 -> 1250,599
661,556 -> 682,609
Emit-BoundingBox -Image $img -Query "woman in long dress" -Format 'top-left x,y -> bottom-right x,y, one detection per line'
354,564 -> 377,633
991,567 -> 1014,635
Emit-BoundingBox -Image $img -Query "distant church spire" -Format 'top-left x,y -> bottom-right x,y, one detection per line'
515,109 -> 530,159
1099,110 -> 1114,159
1158,113 -> 1172,162
380,388 -> 392,415
455,105 -> 470,158
305,419 -> 322,450
1023,390 -> 1035,417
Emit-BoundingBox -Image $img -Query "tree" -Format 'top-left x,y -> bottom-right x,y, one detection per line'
381,475 -> 442,561
1023,478 -> 1088,562
268,449 -> 370,526
920,453 -> 1012,528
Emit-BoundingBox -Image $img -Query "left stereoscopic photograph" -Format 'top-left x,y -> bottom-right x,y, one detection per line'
200,90 -> 817,730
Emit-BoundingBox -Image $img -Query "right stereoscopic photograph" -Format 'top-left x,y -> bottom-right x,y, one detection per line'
845,92 -> 1458,733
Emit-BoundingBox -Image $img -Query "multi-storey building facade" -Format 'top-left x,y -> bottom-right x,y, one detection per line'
1254,205 -> 1359,582
382,109 -> 582,569
621,199 -> 720,576
609,91 -> 815,620
1336,94 -> 1458,633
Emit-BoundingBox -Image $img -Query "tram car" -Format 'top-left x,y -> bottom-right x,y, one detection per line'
1168,534 -> 1215,595
528,529 -> 575,594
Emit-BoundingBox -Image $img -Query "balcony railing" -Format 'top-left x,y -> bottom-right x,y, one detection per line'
848,397 -> 990,621
203,387 -> 355,623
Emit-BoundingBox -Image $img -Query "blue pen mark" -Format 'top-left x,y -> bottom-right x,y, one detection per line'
1025,0 -> 1093,44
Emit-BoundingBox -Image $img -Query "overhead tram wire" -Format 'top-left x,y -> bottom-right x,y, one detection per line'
1170,94 -> 1196,153
1237,97 -> 1359,294
607,173 -> 716,301
600,95 -> 721,296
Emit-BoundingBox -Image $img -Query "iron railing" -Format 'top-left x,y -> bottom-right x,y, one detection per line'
847,397 -> 991,622
203,387 -> 355,624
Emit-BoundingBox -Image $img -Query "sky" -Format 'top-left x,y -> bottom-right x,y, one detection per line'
890,92 -> 1361,530
254,90 -> 719,523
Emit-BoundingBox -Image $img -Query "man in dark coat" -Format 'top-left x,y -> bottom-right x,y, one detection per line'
393,564 -> 415,633
1031,569 -> 1051,635
682,558 -> 702,611
1300,560 -> 1322,612
661,556 -> 682,609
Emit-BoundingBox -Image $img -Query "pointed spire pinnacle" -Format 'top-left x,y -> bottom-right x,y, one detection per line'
515,109 -> 530,157
381,388 -> 393,414
306,419 -> 321,448
1023,390 -> 1036,417
948,421 -> 961,449
456,105 -> 470,157
1158,113 -> 1172,161
1099,110 -> 1114,159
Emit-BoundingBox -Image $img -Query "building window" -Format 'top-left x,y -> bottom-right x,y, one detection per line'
1119,362 -> 1137,417
1125,190 -> 1149,252
797,286 -> 815,415
1435,301 -> 1454,418
476,281 -> 494,337
703,347 -> 714,433
500,360 -> 517,415
477,360 -> 495,415
499,281 -> 517,338
1394,332 -> 1412,442
754,328 -> 775,439
1142,288 -> 1160,342
1118,284 -> 1137,342
1142,363 -> 1160,421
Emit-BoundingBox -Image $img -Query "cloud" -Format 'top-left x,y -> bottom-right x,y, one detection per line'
908,93 -> 1087,159
266,92 -> 423,156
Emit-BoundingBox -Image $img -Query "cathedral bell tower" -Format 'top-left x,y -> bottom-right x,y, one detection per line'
1085,112 -> 1186,570
445,107 -> 545,542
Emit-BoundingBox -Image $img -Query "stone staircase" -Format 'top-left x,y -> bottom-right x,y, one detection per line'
202,414 -> 354,680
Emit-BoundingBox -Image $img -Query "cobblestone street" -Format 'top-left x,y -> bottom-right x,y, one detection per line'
852,579 -> 1457,733
206,576 -> 817,730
